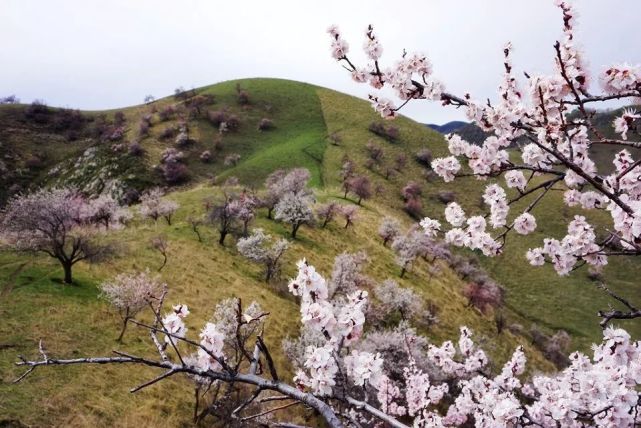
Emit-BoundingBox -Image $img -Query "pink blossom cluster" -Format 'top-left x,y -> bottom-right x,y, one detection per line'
284,262 -> 641,426
287,259 -> 371,395
330,0 -> 641,274
161,304 -> 189,344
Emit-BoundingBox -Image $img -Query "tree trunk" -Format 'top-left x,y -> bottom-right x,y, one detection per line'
158,253 -> 167,272
291,223 -> 300,239
219,230 -> 228,246
400,266 -> 406,278
267,207 -> 273,219
117,316 -> 130,342
62,261 -> 73,284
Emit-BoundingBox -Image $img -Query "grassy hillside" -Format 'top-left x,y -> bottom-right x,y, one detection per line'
1,78 -> 640,426
0,184 -> 552,427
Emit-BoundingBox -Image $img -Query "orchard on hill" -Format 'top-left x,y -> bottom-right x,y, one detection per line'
11,1 -> 641,427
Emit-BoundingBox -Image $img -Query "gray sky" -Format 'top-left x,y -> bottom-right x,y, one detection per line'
2,1 -> 640,124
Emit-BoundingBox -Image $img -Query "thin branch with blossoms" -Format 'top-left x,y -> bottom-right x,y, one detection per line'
329,0 -> 641,323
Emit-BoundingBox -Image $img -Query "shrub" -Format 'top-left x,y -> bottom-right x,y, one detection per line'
236,83 -> 250,105
436,190 -> 456,204
404,198 -> 423,219
24,156 -> 43,169
158,126 -> 177,140
401,181 -> 422,201
24,100 -> 50,123
258,118 -> 274,131
415,148 -> 433,166
158,106 -> 176,122
163,162 -> 188,184
128,142 -> 144,157
224,153 -> 241,167
114,111 -> 126,126
463,280 -> 504,314
200,150 -> 212,163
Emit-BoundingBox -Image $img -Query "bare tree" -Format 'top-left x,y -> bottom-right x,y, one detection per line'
150,236 -> 169,272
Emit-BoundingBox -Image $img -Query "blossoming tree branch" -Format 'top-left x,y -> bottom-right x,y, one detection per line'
329,0 -> 641,326
12,1 -> 641,427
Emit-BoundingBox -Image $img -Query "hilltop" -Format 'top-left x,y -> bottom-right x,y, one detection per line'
1,78 -> 641,426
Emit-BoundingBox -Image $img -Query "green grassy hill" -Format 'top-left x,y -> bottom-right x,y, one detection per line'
1,78 -> 640,427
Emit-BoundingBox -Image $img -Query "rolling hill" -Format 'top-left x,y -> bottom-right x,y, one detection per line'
1,78 -> 640,427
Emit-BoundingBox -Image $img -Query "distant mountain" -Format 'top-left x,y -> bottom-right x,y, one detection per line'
426,120 -> 467,134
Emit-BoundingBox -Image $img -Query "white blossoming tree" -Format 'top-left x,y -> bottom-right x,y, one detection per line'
237,228 -> 289,282
99,270 -> 167,341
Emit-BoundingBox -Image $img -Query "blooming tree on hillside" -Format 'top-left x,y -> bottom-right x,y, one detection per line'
100,270 -> 166,341
139,188 -> 180,225
262,168 -> 312,219
85,194 -> 131,229
378,216 -> 402,246
274,191 -> 315,239
237,228 -> 289,281
0,188 -> 118,284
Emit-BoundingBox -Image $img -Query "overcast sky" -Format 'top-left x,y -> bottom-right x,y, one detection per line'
2,1 -> 640,124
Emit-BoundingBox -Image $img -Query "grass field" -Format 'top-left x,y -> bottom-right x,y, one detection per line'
0,184 -> 552,426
